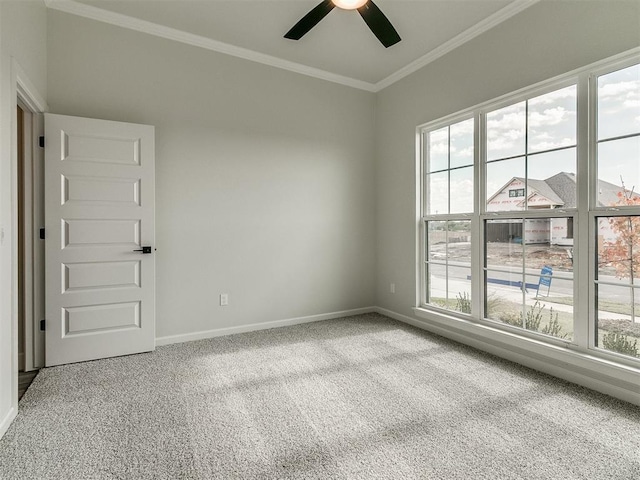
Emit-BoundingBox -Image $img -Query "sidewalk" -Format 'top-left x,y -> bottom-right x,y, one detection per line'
437,276 -> 634,321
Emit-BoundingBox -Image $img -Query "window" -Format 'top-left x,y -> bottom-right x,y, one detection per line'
484,85 -> 577,341
423,118 -> 473,313
425,119 -> 474,216
594,63 -> 640,358
485,85 -> 577,213
485,216 -> 574,340
419,53 -> 640,362
596,216 -> 640,357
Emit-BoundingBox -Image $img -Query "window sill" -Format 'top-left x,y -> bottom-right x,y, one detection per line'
402,307 -> 640,405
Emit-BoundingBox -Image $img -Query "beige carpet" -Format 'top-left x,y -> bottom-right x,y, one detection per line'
1,313 -> 639,479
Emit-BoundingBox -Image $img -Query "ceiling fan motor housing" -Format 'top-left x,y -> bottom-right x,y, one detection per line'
284,0 -> 401,48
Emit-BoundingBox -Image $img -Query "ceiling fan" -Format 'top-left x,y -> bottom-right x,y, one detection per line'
284,0 -> 401,48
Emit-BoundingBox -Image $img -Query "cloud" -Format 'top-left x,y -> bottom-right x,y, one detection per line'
529,106 -> 573,127
529,86 -> 576,105
429,141 -> 448,155
450,178 -> 473,190
486,99 -> 578,155
487,111 -> 525,132
532,132 -> 553,140
429,120 -> 474,163
430,128 -> 448,142
598,80 -> 639,98
598,80 -> 639,115
453,146 -> 473,158
450,118 -> 474,136
529,138 -> 575,152
487,137 -> 523,155
428,175 -> 448,214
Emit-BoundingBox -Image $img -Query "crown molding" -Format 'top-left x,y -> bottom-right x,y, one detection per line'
44,0 -> 378,92
374,0 -> 540,91
45,0 -> 539,94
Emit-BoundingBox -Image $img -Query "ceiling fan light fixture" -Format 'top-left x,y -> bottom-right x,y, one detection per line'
285,0 -> 400,48
332,0 -> 368,10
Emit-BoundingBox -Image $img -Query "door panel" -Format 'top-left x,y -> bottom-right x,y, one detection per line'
62,175 -> 141,206
63,261 -> 140,293
63,301 -> 140,335
45,114 -> 155,366
61,131 -> 141,165
62,219 -> 141,247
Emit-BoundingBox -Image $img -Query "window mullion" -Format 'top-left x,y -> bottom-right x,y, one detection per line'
522,100 -> 529,322
417,131 -> 426,308
472,112 -> 484,318
572,72 -> 592,350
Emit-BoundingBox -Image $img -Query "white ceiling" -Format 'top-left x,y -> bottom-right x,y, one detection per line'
47,0 -> 538,91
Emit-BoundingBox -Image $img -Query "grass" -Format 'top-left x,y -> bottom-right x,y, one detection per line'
596,331 -> 640,358
429,297 -> 460,311
430,295 -> 574,338
488,298 -> 575,339
430,294 -> 640,357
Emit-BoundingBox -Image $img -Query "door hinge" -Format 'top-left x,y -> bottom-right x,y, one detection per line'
40,319 -> 45,331
38,136 -> 45,148
39,228 -> 45,240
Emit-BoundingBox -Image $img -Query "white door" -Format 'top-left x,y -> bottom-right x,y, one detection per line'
44,114 -> 155,366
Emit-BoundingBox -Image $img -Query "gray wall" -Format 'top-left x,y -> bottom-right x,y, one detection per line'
374,0 -> 640,317
47,11 -> 377,339
0,0 -> 48,434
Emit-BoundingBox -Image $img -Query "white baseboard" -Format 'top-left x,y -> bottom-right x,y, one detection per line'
374,306 -> 640,407
155,306 -> 377,347
0,406 -> 17,440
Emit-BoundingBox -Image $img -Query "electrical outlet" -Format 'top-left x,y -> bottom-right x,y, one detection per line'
220,293 -> 229,306
390,283 -> 396,294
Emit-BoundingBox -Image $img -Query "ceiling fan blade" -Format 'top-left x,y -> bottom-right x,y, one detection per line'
357,0 -> 401,48
284,0 -> 335,40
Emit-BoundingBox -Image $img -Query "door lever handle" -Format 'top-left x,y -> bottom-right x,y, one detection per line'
133,246 -> 153,254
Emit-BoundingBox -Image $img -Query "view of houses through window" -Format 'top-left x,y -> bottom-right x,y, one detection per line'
483,85 -> 576,341
595,63 -> 640,358
421,57 -> 640,361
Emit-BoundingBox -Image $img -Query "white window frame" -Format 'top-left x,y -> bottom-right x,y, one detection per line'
588,56 -> 640,361
417,48 -> 640,368
419,111 -> 476,316
479,77 -> 578,346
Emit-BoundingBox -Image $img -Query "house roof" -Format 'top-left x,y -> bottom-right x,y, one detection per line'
595,177 -> 638,207
486,176 -> 565,206
545,171 -> 639,207
489,171 -> 637,209
544,172 -> 577,208
514,177 -> 565,206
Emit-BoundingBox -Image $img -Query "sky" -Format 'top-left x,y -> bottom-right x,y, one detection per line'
426,63 -> 640,214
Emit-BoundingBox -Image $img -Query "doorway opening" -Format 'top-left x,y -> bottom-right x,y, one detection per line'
16,98 -> 45,399
17,104 -> 33,399
17,104 -> 24,374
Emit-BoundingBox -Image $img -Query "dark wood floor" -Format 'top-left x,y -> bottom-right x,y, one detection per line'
18,370 -> 38,400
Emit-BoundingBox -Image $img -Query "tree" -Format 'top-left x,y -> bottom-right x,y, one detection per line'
600,179 -> 640,323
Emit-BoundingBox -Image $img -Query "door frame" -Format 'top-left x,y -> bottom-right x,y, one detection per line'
15,61 -> 47,374
17,99 -> 45,372
8,58 -> 46,413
